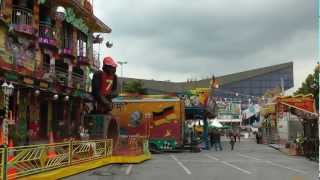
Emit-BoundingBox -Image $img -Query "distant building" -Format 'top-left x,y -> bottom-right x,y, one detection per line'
119,62 -> 294,104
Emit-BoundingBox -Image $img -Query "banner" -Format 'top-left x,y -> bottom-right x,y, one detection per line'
217,101 -> 241,119
277,95 -> 316,114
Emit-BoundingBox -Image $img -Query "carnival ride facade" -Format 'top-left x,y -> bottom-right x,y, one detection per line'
0,0 -> 113,145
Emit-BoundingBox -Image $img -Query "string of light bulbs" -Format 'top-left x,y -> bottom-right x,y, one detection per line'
213,88 -> 262,100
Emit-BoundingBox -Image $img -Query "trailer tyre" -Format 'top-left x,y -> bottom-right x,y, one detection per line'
150,143 -> 160,154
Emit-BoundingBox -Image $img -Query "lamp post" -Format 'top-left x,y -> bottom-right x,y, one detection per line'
1,82 -> 14,145
117,61 -> 127,94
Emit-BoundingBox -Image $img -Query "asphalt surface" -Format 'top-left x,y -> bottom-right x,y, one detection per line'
65,138 -> 318,180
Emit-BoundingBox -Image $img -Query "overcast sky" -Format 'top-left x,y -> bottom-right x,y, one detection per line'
93,0 -> 317,91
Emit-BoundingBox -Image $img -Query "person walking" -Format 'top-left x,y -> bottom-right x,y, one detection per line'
230,132 -> 235,151
209,129 -> 215,148
230,132 -> 235,150
215,130 -> 223,151
258,131 -> 263,144
255,132 -> 259,144
233,132 -> 237,143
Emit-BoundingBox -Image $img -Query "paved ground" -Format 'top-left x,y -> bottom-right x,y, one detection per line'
65,138 -> 318,180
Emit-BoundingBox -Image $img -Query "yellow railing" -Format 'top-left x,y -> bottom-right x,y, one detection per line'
3,139 -> 113,179
7,142 -> 70,179
71,139 -> 112,164
113,136 -> 147,156
0,148 -> 4,180
0,137 -> 149,179
143,139 -> 149,154
0,136 -> 149,179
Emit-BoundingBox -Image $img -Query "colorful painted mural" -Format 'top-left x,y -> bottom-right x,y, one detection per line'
5,34 -> 37,74
65,8 -> 89,35
112,98 -> 184,146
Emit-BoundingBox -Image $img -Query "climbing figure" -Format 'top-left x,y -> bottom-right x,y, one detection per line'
91,57 -> 118,114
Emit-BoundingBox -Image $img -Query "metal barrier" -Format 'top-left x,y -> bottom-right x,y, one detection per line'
113,136 -> 146,156
6,142 -> 70,179
0,137 -> 148,179
3,139 -> 113,179
0,148 -> 4,180
143,139 -> 149,155
71,140 -> 112,164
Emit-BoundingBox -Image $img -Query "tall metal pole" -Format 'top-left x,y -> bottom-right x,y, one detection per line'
3,94 -> 8,145
280,77 -> 284,96
317,0 -> 320,165
117,61 -> 127,94
318,61 -> 319,163
98,42 -> 101,65
121,63 -> 123,78
1,82 -> 13,146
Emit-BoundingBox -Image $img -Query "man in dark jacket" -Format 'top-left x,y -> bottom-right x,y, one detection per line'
209,129 -> 214,148
230,133 -> 235,150
214,130 -> 223,151
91,57 -> 118,114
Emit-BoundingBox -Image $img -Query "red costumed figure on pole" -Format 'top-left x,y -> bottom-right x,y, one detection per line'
91,57 -> 118,114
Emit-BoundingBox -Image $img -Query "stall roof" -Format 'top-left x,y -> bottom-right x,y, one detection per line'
216,119 -> 242,123
113,98 -> 179,103
185,106 -> 206,119
113,95 -> 180,102
276,94 -> 316,114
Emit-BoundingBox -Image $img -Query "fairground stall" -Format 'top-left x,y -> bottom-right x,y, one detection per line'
260,94 -> 318,159
184,106 -> 209,151
260,103 -> 277,144
182,87 -> 217,151
275,94 -> 318,159
216,100 -> 242,131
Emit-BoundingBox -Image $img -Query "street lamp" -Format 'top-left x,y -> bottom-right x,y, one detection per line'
95,40 -> 112,70
53,94 -> 59,100
118,61 -> 128,94
1,82 -> 14,145
106,41 -> 113,48
34,89 -> 40,96
64,95 -> 69,101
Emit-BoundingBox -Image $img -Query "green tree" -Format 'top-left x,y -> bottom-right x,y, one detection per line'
294,65 -> 319,111
123,80 -> 147,94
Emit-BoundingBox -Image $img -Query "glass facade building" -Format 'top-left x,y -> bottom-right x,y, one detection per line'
121,62 -> 294,107
215,62 -> 294,104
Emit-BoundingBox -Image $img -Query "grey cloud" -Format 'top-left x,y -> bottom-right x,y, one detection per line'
94,0 -> 317,86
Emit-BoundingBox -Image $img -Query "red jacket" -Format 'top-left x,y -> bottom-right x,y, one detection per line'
91,70 -> 118,102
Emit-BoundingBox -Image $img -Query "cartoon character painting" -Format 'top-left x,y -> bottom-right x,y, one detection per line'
5,35 -> 36,69
129,111 -> 142,127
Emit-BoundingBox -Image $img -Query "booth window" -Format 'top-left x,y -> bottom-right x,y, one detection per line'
77,31 -> 87,57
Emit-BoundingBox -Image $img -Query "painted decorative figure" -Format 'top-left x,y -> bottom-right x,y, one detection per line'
91,57 -> 118,114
